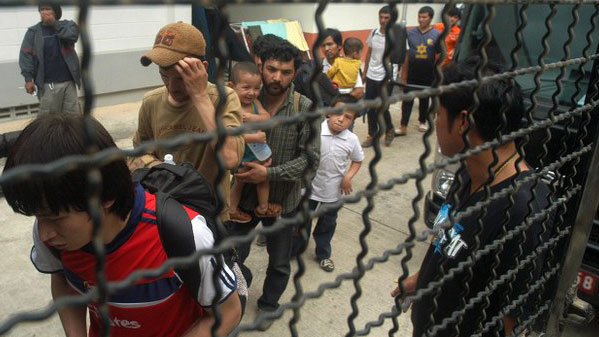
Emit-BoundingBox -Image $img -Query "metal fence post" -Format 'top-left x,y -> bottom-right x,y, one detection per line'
545,127 -> 599,336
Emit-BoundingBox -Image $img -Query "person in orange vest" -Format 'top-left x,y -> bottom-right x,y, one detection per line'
433,7 -> 462,67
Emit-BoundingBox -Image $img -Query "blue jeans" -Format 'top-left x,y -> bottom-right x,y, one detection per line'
228,207 -> 298,311
293,200 -> 339,260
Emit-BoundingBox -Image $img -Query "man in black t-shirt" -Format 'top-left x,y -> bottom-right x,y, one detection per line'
19,2 -> 80,114
391,58 -> 556,337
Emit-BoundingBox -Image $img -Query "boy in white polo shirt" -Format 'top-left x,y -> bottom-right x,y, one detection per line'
308,94 -> 364,272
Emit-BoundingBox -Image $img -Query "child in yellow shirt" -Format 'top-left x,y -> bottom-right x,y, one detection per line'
327,37 -> 364,90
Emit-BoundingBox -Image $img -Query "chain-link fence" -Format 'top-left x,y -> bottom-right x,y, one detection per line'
1,1 -> 599,337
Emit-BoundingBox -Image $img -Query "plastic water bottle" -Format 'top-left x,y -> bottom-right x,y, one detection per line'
247,143 -> 272,161
163,154 -> 176,165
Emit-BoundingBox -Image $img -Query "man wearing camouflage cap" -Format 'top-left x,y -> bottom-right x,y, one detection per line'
131,22 -> 244,221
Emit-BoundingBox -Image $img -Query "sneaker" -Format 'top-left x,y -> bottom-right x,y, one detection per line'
361,136 -> 374,148
384,129 -> 395,147
256,308 -> 275,331
319,258 -> 335,272
418,123 -> 429,132
394,126 -> 407,137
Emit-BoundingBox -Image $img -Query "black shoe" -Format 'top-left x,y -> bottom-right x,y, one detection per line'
384,129 -> 395,147
256,308 -> 275,331
256,234 -> 267,247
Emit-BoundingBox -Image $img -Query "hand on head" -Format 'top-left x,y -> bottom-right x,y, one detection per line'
174,57 -> 209,100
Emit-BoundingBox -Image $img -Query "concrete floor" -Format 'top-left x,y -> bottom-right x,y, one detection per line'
0,101 -> 594,336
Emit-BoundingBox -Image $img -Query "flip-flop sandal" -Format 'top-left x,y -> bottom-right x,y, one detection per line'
230,209 -> 252,223
255,203 -> 282,217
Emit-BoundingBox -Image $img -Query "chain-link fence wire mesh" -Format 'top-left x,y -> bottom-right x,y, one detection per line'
1,0 -> 599,336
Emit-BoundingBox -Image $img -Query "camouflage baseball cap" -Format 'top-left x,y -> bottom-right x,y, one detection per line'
140,22 -> 206,67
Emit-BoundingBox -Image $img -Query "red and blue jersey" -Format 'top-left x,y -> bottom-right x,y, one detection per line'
31,184 -> 237,337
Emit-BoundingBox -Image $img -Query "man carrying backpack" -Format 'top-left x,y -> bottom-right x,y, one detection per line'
362,5 -> 399,147
2,114 -> 242,337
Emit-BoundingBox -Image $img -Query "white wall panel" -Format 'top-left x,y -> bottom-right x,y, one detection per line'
0,5 -> 191,62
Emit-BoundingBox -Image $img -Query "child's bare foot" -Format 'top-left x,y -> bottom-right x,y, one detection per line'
255,203 -> 282,217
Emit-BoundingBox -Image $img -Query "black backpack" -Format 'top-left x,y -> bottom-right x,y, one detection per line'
293,59 -> 338,106
132,162 -> 247,313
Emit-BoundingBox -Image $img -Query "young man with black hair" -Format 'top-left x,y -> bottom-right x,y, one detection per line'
252,33 -> 338,106
321,28 -> 343,73
131,22 -> 245,222
230,39 -> 320,330
396,5 -> 442,136
251,34 -> 284,69
363,5 -> 398,147
320,28 -> 364,100
391,59 -> 555,337
433,6 -> 462,67
2,114 -> 241,337
19,1 -> 80,114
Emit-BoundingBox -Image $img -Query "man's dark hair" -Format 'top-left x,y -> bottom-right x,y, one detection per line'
447,7 -> 461,19
2,114 -> 134,220
343,37 -> 363,57
418,6 -> 435,19
322,28 -> 342,46
331,94 -> 359,119
252,34 -> 285,59
439,57 -> 525,142
260,39 -> 302,71
38,1 -> 62,20
379,5 -> 392,15
230,61 -> 260,84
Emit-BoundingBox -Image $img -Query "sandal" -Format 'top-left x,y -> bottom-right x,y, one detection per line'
255,203 -> 282,218
230,209 -> 252,223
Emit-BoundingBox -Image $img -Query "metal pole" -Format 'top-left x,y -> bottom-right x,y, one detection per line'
400,3 -> 407,26
545,135 -> 599,336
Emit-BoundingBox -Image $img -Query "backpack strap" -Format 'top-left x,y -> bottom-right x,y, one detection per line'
155,194 -> 203,301
155,193 -> 248,315
293,91 -> 301,113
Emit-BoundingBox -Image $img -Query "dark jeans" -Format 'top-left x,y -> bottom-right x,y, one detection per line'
365,77 -> 394,137
292,200 -> 339,260
228,207 -> 298,311
401,78 -> 433,126
401,90 -> 430,126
